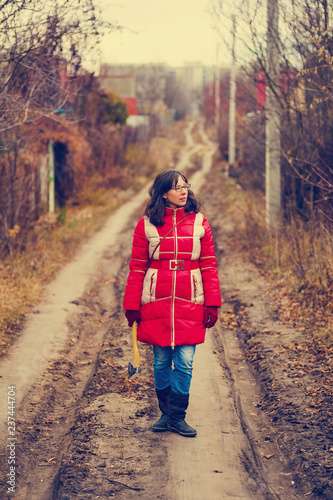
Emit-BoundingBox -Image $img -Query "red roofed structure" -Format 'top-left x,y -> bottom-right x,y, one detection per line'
123,97 -> 138,116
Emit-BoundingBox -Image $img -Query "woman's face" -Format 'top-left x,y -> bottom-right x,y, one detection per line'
163,176 -> 188,209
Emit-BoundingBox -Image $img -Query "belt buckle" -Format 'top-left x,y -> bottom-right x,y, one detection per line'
169,259 -> 184,271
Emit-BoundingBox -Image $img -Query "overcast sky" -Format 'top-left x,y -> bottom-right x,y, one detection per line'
89,0 -> 232,71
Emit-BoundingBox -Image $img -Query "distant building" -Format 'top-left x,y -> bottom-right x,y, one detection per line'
98,66 -> 137,115
98,62 -> 219,121
173,62 -> 215,95
99,69 -> 135,97
98,63 -> 168,116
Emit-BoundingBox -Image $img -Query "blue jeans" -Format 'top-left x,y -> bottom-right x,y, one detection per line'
153,345 -> 196,395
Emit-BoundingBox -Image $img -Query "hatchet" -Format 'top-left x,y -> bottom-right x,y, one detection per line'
128,321 -> 141,378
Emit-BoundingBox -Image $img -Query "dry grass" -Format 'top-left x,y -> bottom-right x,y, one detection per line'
272,220 -> 333,295
268,221 -> 333,344
208,155 -> 333,342
159,120 -> 187,147
191,121 -> 203,144
151,120 -> 189,167
211,157 -> 333,298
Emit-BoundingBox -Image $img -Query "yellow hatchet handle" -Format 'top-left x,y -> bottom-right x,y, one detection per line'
132,321 -> 140,368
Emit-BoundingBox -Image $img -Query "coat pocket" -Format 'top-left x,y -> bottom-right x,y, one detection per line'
192,275 -> 198,303
191,270 -> 204,305
149,272 -> 156,301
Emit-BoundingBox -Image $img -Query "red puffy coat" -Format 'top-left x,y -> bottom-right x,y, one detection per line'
123,207 -> 221,346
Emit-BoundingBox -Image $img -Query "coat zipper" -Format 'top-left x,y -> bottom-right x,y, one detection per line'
171,210 -> 177,347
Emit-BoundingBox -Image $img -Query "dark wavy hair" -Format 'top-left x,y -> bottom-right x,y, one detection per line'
144,170 -> 201,227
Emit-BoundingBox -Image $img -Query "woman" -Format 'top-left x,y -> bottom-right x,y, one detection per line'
123,170 -> 221,438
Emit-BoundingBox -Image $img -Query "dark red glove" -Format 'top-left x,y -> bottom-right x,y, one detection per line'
203,306 -> 218,328
125,310 -> 141,327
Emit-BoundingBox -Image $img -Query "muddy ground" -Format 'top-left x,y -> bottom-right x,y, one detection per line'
0,121 -> 333,499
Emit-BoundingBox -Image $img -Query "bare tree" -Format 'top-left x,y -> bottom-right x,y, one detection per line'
0,0 -> 119,254
210,0 -> 333,224
0,0 -> 115,134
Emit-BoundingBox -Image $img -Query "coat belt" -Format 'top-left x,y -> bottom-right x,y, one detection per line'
149,259 -> 199,271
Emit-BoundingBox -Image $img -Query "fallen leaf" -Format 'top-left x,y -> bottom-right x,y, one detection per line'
102,279 -> 116,285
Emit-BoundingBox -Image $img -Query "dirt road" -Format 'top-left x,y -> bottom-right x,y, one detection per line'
0,120 -> 307,499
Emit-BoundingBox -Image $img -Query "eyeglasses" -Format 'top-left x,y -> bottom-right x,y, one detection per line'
172,184 -> 191,193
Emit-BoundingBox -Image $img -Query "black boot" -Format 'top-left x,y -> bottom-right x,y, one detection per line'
152,386 -> 171,432
168,391 -> 197,437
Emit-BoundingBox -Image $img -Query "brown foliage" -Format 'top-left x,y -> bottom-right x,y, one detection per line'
0,117 -> 95,254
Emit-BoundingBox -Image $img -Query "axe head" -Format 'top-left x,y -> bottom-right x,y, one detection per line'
128,362 -> 141,378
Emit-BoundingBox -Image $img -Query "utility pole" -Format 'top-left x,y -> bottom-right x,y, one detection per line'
48,140 -> 55,213
228,15 -> 237,166
215,44 -> 220,130
265,0 -> 281,230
